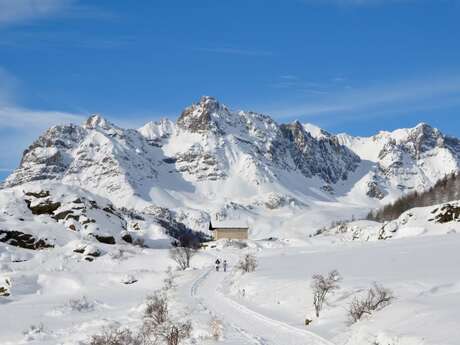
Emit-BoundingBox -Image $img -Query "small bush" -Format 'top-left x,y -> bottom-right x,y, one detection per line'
349,282 -> 395,323
87,274 -> 192,345
163,267 -> 176,290
0,277 -> 11,296
311,269 -> 342,317
210,318 -> 223,340
237,254 -> 257,273
144,292 -> 169,327
23,323 -> 45,335
170,247 -> 195,270
88,326 -> 141,345
68,296 -> 95,312
156,320 -> 192,345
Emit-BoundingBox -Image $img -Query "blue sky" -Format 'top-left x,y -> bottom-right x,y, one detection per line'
1,0 -> 460,180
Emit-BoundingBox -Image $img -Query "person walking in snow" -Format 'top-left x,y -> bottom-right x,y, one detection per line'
215,258 -> 221,272
223,260 -> 228,272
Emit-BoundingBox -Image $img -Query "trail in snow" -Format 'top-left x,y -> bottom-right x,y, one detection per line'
185,262 -> 334,345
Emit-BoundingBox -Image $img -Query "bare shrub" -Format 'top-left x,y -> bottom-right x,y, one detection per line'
144,292 -> 168,327
156,321 -> 192,345
0,277 -> 11,296
170,247 -> 195,270
349,282 -> 395,323
237,254 -> 257,273
88,326 -> 141,345
68,296 -> 95,312
23,323 -> 46,341
163,266 -> 176,290
210,318 -> 223,340
311,269 -> 342,317
87,284 -> 192,345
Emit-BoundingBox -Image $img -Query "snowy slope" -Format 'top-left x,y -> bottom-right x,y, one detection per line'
318,199 -> 460,242
217,234 -> 460,345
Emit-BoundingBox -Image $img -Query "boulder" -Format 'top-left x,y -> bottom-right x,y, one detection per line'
0,229 -> 53,250
121,231 -> 133,243
27,199 -> 61,215
90,234 -> 116,245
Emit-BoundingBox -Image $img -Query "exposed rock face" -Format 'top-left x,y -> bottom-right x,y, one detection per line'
177,96 -> 227,133
90,233 -> 116,245
0,230 -> 53,250
121,231 -> 133,243
166,97 -> 361,185
6,125 -> 86,186
261,193 -> 305,210
175,145 -> 226,181
280,121 -> 360,184
366,181 -> 385,200
430,204 -> 460,223
26,199 -> 61,215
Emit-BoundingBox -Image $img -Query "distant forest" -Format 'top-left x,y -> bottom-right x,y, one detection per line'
367,172 -> 460,222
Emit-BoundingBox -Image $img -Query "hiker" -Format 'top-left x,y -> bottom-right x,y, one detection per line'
215,258 -> 221,272
223,260 -> 228,272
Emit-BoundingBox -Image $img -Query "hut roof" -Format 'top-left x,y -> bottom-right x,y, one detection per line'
209,220 -> 248,230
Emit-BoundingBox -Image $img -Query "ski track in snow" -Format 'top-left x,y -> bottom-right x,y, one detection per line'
187,263 -> 334,345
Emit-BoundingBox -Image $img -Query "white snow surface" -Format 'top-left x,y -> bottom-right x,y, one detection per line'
3,228 -> 459,345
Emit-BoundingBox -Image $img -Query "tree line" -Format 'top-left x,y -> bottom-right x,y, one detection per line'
367,172 -> 460,222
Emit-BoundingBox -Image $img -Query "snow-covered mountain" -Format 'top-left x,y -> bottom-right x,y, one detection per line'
2,96 -> 460,239
336,123 -> 460,200
4,97 -> 361,204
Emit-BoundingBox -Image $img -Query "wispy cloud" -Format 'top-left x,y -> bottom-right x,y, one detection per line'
0,0 -> 114,28
0,66 -> 85,172
197,47 -> 273,57
0,106 -> 84,129
269,75 -> 345,95
0,0 -> 75,26
0,31 -> 136,50
0,67 -> 20,104
264,74 -> 460,122
0,66 -> 83,128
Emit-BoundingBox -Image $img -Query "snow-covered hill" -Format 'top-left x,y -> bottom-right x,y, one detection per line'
318,199 -> 460,242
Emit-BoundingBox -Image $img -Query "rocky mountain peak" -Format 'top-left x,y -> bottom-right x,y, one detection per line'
198,95 -> 222,111
84,114 -> 114,130
391,123 -> 446,159
176,96 -> 229,133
